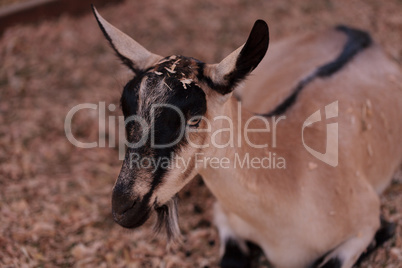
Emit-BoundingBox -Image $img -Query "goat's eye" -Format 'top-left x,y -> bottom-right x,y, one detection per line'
187,116 -> 202,128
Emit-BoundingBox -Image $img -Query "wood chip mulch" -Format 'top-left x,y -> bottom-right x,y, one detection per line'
1,0 -> 401,267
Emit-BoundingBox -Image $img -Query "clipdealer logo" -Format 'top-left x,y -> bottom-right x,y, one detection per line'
64,101 -> 339,167
302,101 -> 338,167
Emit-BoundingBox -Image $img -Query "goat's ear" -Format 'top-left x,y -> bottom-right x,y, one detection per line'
92,6 -> 162,74
205,20 -> 269,95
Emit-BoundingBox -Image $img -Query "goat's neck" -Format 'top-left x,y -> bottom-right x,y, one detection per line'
199,96 -> 292,217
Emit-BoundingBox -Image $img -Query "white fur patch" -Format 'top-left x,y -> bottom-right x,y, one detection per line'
153,196 -> 181,244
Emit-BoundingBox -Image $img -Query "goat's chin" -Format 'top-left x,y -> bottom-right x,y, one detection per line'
153,195 -> 181,243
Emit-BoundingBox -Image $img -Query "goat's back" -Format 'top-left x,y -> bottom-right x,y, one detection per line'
239,27 -> 402,193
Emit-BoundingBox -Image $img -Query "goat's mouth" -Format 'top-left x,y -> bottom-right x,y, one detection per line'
112,195 -> 181,242
112,200 -> 152,229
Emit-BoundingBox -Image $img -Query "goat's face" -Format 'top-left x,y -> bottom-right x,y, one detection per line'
114,55 -> 209,231
92,6 -> 269,239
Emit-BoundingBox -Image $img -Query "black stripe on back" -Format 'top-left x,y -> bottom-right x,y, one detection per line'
265,25 -> 372,116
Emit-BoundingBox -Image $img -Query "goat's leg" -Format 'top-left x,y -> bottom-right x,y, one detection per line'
214,202 -> 251,268
316,225 -> 378,268
355,216 -> 396,265
312,217 -> 394,268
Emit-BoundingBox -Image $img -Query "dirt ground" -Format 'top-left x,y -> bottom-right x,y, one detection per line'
1,0 -> 402,267
0,0 -> 26,7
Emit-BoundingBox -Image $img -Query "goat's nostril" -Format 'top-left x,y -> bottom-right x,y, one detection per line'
121,200 -> 137,214
112,198 -> 136,215
112,200 -> 136,223
111,183 -> 137,214
111,181 -> 150,228
111,196 -> 150,229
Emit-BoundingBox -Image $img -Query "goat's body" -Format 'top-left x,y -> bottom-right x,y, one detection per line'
93,9 -> 402,267
240,28 -> 402,193
204,28 -> 402,267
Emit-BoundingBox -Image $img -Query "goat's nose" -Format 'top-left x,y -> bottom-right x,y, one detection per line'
112,183 -> 135,215
111,183 -> 150,228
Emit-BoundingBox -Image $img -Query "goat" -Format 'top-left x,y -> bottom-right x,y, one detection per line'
92,6 -> 402,268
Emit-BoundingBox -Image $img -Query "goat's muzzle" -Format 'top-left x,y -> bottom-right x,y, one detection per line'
111,183 -> 151,229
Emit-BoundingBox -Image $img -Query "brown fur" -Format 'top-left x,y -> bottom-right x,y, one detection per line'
93,7 -> 402,267
205,29 -> 402,268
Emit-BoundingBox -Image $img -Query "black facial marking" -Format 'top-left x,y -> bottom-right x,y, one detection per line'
152,78 -> 206,150
112,157 -> 152,228
113,56 -> 208,231
120,73 -> 143,119
120,55 -> 207,193
266,25 -> 372,116
149,77 -> 206,192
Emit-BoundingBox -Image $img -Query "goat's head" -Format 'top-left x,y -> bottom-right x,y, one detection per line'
92,6 -> 269,240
